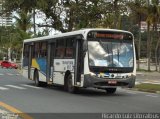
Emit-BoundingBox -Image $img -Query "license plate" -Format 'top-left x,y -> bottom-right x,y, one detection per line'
108,80 -> 117,84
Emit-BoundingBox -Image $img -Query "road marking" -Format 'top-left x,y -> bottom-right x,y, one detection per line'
120,89 -> 138,95
6,73 -> 14,76
0,101 -> 33,119
5,85 -> 26,90
125,91 -> 137,95
146,94 -> 158,98
0,73 -> 20,76
21,84 -> 43,89
0,86 -> 9,90
0,109 -> 8,113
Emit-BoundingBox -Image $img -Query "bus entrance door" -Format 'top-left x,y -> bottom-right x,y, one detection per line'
74,38 -> 82,86
47,42 -> 55,84
28,44 -> 33,79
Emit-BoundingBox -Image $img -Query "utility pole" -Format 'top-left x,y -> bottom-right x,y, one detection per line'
33,8 -> 36,37
147,0 -> 151,71
8,47 -> 11,62
1,0 -> 3,27
137,17 -> 141,70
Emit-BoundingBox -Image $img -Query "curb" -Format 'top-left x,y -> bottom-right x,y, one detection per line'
135,81 -> 160,85
130,88 -> 160,94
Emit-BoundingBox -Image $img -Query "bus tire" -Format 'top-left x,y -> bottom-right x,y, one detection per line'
105,88 -> 116,94
66,74 -> 78,93
34,70 -> 44,87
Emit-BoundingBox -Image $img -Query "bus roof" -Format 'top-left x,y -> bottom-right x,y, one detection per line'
23,28 -> 132,43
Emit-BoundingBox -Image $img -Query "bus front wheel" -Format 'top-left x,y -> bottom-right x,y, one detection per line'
34,70 -> 46,87
105,88 -> 117,94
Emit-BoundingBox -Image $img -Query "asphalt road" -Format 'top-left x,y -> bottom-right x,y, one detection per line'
0,67 -> 160,119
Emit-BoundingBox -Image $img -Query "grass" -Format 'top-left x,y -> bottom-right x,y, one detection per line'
135,83 -> 160,93
136,69 -> 154,72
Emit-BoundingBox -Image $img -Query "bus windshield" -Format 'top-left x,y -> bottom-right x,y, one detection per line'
88,39 -> 134,68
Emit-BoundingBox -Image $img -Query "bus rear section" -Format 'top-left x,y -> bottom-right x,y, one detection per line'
82,30 -> 136,93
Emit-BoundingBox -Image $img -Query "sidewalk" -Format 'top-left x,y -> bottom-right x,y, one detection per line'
136,61 -> 160,84
0,107 -> 20,119
136,71 -> 160,85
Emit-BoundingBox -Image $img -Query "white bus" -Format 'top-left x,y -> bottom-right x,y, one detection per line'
22,29 -> 136,94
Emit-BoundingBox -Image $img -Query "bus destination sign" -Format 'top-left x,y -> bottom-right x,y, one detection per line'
87,31 -> 133,40
96,33 -> 124,39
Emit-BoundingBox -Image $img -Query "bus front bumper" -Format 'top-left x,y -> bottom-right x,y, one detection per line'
83,74 -> 136,89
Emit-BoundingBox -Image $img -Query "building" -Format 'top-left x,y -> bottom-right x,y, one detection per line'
141,21 -> 160,32
0,0 -> 12,26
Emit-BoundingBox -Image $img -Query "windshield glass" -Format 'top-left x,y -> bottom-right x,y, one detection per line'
88,40 -> 134,68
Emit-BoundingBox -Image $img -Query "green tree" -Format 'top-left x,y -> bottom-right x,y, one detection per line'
3,0 -> 37,13
127,0 -> 146,70
145,0 -> 160,71
2,0 -> 33,60
14,11 -> 32,32
150,0 -> 160,72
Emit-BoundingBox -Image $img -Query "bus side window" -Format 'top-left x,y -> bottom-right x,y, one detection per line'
65,48 -> 73,57
41,42 -> 47,57
23,44 -> 29,67
64,38 -> 74,58
34,42 -> 40,58
34,42 -> 47,58
55,48 -> 65,58
23,44 -> 29,58
55,39 -> 65,58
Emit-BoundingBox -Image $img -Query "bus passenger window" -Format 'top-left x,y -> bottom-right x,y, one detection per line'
34,42 -> 47,58
34,42 -> 40,58
65,48 -> 73,57
41,42 -> 47,57
23,44 -> 29,58
55,39 -> 65,58
64,38 -> 74,58
56,48 -> 65,58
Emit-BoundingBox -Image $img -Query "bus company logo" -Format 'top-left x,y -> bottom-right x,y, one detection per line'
56,62 -> 60,65
62,61 -> 74,65
108,69 -> 117,71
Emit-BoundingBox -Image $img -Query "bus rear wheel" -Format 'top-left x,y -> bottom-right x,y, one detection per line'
66,74 -> 78,93
105,88 -> 117,94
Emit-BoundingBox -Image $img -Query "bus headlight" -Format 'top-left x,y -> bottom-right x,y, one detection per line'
90,72 -> 96,76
